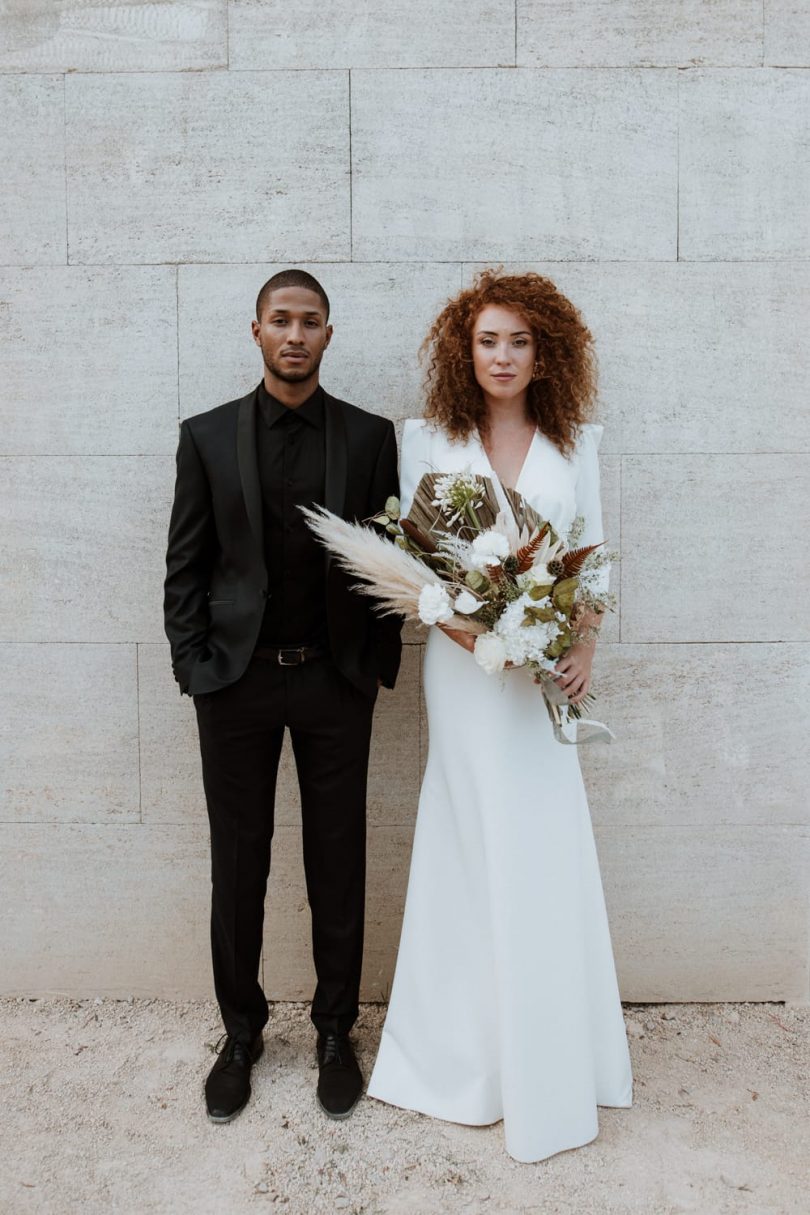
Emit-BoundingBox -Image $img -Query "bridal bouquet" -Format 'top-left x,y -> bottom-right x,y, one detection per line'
303,470 -> 616,744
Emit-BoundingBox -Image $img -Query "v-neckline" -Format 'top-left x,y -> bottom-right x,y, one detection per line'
475,427 -> 536,498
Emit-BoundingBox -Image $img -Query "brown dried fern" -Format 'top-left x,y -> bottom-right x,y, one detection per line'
560,542 -> 603,578
515,525 -> 550,573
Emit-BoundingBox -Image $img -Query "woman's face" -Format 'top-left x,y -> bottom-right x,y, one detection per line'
471,304 -> 537,405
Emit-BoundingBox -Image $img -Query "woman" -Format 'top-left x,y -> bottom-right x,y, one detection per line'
367,269 -> 632,1162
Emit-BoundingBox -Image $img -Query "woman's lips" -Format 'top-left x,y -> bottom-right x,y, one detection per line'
492,373 -> 516,381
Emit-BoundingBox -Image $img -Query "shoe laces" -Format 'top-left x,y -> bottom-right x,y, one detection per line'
320,1034 -> 348,1066
214,1032 -> 251,1068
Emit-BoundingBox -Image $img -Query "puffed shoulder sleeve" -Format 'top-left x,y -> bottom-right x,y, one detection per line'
399,418 -> 431,519
573,423 -> 610,597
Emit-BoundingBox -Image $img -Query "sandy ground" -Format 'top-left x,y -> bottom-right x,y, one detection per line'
1,999 -> 807,1215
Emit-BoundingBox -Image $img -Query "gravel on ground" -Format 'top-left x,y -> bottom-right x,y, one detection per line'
1,998 -> 807,1215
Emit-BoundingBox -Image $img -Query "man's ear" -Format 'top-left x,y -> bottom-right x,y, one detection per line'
324,323 -> 334,348
251,319 -> 261,347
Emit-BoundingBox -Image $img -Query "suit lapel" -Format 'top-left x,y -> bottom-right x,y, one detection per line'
236,386 -> 264,553
323,391 -> 347,518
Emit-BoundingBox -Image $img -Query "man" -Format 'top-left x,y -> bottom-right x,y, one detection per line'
164,269 -> 402,1123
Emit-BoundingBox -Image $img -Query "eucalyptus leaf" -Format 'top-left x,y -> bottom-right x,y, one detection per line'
385,496 -> 401,520
552,577 -> 578,613
523,603 -> 556,624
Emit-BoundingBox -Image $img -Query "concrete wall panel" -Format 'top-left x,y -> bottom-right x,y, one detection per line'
582,643 -> 810,829
138,643 -> 202,824
230,0 -> 515,69
0,456 -> 172,643
0,267 -> 178,455
765,1 -> 810,65
600,825 -> 810,1002
621,455 -> 810,642
0,75 -> 65,265
2,823 -> 211,996
0,643 -> 139,824
517,0 -> 762,67
351,69 -> 678,262
680,69 -> 810,260
0,1 -> 227,73
65,71 -> 350,264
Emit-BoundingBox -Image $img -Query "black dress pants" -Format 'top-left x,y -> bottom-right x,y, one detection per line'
193,654 -> 375,1045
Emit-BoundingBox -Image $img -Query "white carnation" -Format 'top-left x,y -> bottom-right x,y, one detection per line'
418,583 -> 454,626
474,632 -> 508,675
453,589 -> 480,615
494,593 -> 561,665
470,528 -> 510,569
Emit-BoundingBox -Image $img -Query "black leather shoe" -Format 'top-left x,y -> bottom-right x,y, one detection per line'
205,1032 -> 264,1123
316,1033 -> 363,1119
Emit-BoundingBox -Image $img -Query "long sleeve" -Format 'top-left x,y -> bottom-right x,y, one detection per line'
399,418 -> 431,519
163,420 -> 216,692
573,422 -> 610,598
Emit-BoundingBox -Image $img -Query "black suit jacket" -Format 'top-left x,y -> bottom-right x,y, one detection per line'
163,384 -> 402,699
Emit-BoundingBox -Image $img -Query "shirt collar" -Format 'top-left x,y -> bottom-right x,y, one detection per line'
257,381 -> 324,429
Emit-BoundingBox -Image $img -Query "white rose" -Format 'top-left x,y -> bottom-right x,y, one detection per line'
470,528 -> 510,569
418,583 -> 454,626
474,632 -> 508,675
453,589 -> 480,615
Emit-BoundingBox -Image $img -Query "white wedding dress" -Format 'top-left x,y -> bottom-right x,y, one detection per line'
367,418 -> 632,1163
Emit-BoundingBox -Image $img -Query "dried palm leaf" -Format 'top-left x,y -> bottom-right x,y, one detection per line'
501,485 -> 548,537
405,471 -> 501,540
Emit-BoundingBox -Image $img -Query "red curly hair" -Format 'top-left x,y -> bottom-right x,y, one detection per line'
421,269 -> 598,457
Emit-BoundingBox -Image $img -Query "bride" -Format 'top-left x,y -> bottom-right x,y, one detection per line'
367,269 -> 633,1162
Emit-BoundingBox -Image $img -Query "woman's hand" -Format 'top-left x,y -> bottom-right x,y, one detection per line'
552,638 -> 595,705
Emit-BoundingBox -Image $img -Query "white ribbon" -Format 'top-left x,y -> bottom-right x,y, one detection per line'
543,682 -> 615,746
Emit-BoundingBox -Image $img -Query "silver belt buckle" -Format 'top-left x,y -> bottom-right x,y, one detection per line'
278,647 -> 304,666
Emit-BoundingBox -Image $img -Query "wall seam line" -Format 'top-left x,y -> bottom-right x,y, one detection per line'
348,69 -> 354,260
175,266 -> 181,424
62,74 -> 69,265
676,70 -> 680,262
136,644 -> 143,824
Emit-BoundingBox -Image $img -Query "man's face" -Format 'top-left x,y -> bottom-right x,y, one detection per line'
251,286 -> 332,385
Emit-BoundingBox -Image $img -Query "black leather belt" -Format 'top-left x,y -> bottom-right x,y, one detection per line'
253,644 -> 328,666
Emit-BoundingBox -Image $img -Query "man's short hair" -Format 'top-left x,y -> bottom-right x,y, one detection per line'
256,269 -> 330,321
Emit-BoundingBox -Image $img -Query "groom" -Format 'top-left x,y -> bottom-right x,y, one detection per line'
164,269 -> 402,1123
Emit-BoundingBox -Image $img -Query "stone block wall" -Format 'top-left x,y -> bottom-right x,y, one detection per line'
1,1 -> 808,1002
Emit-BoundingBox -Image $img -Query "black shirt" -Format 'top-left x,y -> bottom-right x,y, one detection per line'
255,381 -> 329,647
